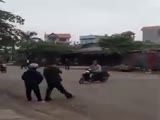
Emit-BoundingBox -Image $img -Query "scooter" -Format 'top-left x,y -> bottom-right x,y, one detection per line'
79,69 -> 110,84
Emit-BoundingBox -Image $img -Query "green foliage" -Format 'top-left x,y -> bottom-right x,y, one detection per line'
99,31 -> 142,53
121,31 -> 135,41
140,41 -> 160,50
22,31 -> 43,42
19,42 -> 75,53
17,31 -> 43,48
99,31 -> 160,53
0,0 -> 25,48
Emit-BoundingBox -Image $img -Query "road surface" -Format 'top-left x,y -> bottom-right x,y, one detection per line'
0,66 -> 159,120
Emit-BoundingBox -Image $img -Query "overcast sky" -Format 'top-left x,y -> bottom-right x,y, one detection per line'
1,0 -> 160,41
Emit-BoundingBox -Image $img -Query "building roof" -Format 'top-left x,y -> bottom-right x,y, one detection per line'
46,33 -> 71,40
142,26 -> 160,30
80,35 -> 103,40
55,34 -> 71,39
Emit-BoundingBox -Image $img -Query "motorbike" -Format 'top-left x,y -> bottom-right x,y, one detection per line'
79,68 -> 110,84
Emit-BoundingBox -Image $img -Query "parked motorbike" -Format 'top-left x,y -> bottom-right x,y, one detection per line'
79,69 -> 110,84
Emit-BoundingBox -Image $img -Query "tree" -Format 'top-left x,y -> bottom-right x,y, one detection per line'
99,32 -> 141,53
0,0 -> 25,47
17,31 -> 43,52
0,0 -> 25,60
121,31 -> 135,41
22,31 -> 43,43
19,42 -> 75,52
0,0 -> 24,45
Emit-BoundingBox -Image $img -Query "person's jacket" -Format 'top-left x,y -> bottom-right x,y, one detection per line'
90,64 -> 102,72
43,66 -> 62,84
22,69 -> 43,85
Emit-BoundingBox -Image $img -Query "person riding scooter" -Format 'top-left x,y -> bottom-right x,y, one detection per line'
90,60 -> 102,72
79,60 -> 109,84
89,60 -> 102,80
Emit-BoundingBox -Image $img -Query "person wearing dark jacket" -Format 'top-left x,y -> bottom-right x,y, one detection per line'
64,58 -> 70,70
21,59 -> 30,69
44,62 -> 73,101
22,63 -> 43,102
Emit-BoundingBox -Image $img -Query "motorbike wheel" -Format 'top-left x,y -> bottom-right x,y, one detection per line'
79,78 -> 85,84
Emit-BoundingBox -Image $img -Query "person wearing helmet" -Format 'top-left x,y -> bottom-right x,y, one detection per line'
21,63 -> 43,102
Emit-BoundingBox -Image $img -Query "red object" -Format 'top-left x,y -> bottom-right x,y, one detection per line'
55,34 -> 71,39
47,33 -> 71,41
147,51 -> 157,70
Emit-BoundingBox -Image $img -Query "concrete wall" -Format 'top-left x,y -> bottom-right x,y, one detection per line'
143,29 -> 160,43
80,35 -> 102,44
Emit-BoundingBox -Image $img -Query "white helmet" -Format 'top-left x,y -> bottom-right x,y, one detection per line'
29,63 -> 39,68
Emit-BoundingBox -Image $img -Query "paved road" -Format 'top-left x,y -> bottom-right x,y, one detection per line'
0,66 -> 159,120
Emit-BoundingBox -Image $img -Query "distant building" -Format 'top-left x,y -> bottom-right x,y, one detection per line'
45,33 -> 71,44
80,35 -> 103,44
142,26 -> 160,43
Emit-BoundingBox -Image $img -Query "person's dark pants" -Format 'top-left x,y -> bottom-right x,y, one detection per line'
21,65 -> 25,69
92,72 -> 102,80
21,64 -> 28,69
25,84 -> 42,101
45,82 -> 72,100
65,64 -> 70,70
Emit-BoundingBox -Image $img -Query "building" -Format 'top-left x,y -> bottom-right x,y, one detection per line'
80,35 -> 103,44
142,26 -> 160,43
45,33 -> 71,44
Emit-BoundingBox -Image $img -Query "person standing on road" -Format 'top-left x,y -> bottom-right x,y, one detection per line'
21,63 -> 43,102
43,61 -> 73,101
21,59 -> 30,69
64,58 -> 70,70
1,62 -> 7,73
